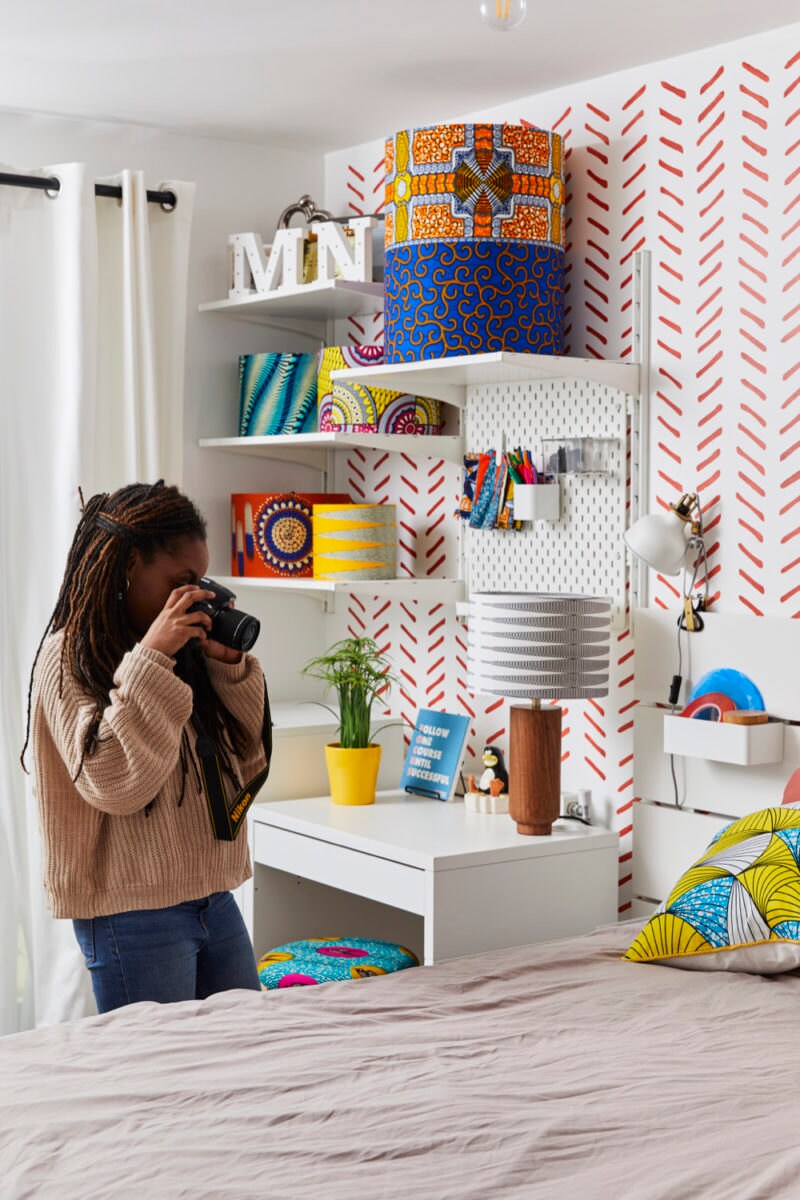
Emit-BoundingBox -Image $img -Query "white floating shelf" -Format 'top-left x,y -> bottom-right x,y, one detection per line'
198,432 -> 465,468
663,714 -> 785,766
330,350 -> 640,409
198,279 -> 384,324
216,575 -> 465,605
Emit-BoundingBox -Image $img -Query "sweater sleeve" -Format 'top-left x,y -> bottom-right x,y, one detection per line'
37,639 -> 194,816
205,653 -> 268,771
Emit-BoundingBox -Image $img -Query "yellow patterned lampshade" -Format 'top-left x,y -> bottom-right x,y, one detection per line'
318,345 -> 441,434
312,503 -> 398,581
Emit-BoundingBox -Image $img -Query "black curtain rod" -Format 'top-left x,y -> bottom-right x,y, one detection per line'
0,171 -> 177,210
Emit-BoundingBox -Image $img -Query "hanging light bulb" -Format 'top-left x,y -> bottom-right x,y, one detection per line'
479,0 -> 527,32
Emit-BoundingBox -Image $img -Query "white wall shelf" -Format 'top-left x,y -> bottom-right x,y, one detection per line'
199,431 -> 465,468
216,575 -> 465,605
198,279 -> 384,324
663,713 -> 785,766
330,350 -> 640,410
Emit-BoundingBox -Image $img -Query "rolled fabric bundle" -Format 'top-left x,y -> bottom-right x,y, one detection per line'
312,503 -> 397,581
384,122 -> 565,362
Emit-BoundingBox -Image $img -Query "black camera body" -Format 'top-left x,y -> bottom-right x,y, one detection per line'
190,577 -> 260,653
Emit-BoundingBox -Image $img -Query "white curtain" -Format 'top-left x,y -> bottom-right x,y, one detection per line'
0,164 -> 194,1034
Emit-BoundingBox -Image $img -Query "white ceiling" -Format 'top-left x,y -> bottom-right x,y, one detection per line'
1,0 -> 799,151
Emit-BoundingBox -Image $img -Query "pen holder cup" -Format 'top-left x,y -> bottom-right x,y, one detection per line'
514,483 -> 560,522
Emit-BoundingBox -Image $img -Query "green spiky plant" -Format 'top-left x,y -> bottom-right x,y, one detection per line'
302,636 -> 398,749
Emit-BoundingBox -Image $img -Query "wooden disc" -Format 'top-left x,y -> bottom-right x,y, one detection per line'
721,710 -> 769,725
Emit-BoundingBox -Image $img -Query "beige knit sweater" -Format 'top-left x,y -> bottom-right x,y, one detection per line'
31,632 -> 267,919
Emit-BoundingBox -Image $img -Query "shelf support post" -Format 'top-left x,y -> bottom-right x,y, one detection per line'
629,249 -> 652,618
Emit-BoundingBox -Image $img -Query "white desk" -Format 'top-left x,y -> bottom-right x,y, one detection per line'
244,791 -> 619,965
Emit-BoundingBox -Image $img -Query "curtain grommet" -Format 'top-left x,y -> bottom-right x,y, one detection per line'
158,184 -> 177,213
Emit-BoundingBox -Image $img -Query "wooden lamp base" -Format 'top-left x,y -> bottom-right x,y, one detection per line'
509,703 -> 562,836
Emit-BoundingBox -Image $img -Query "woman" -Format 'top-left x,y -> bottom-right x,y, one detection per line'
23,481 -> 267,1013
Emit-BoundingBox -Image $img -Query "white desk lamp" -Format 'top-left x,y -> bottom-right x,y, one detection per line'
625,491 -> 708,632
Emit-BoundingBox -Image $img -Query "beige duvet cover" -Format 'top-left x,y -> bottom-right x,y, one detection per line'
1,921 -> 799,1200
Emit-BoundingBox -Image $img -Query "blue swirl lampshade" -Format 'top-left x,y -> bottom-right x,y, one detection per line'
384,123 -> 565,362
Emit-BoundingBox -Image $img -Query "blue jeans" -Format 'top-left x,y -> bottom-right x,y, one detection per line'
73,891 -> 261,1014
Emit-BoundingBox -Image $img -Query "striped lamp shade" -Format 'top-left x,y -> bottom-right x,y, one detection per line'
467,593 -> 612,700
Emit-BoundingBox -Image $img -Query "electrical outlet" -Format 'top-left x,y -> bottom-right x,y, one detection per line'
561,791 -> 592,823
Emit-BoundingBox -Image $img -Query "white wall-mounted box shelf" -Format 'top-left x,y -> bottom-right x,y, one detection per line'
199,432 -> 465,468
198,279 -> 384,324
216,575 -> 465,606
330,350 -> 640,410
663,714 -> 785,766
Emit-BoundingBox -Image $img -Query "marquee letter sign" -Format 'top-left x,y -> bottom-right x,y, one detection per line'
227,216 -> 376,299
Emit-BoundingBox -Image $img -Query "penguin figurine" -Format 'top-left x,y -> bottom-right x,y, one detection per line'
471,745 -> 509,796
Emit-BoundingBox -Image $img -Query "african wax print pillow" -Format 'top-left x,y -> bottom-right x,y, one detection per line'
625,806 -> 800,973
257,937 -> 419,989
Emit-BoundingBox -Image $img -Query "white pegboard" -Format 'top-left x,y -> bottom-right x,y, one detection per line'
464,378 -> 632,627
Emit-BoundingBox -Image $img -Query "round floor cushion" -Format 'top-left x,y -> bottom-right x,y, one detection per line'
257,936 -> 419,989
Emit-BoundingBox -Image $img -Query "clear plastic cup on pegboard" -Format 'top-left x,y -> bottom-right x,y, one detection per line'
540,437 -> 616,476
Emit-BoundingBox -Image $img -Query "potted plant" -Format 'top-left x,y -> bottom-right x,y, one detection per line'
302,636 -> 397,806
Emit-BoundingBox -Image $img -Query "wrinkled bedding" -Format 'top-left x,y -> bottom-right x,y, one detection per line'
2,922 -> 799,1200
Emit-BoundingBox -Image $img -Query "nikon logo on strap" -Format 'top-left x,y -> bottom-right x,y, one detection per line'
195,679 -> 273,841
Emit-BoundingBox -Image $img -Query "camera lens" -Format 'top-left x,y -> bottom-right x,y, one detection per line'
211,606 -> 260,653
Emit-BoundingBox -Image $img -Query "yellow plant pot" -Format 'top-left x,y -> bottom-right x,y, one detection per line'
325,743 -> 382,806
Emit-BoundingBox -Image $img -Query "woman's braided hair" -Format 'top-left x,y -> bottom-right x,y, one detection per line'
22,481 -> 247,801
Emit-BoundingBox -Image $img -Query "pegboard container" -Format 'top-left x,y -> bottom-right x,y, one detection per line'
541,436 -> 617,476
464,378 -> 632,628
514,483 -> 560,522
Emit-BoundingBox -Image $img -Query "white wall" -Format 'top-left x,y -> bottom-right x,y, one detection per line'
1,109 -> 329,700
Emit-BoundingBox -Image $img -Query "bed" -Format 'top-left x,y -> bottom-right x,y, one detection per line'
6,609 -> 799,1199
2,918 -> 799,1200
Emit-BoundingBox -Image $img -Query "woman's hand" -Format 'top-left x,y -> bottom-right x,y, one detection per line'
140,585 -> 215,658
201,596 -> 243,664
202,640 -> 243,664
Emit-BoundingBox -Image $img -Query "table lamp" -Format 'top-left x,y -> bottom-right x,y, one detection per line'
467,593 -> 612,835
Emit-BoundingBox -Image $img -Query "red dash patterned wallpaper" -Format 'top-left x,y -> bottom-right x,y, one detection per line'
323,25 -> 800,912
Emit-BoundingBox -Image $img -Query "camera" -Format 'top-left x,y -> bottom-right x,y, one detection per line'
189,577 -> 260,653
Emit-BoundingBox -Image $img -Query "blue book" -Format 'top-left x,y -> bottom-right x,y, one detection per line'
400,709 -> 470,802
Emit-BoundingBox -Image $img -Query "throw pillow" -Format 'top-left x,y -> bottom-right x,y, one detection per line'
625,805 -> 800,973
257,936 -> 419,989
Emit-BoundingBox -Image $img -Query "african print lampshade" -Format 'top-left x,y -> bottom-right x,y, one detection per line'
467,593 -> 611,835
238,353 -> 318,436
384,123 -> 564,362
317,345 -> 442,434
312,503 -> 397,581
230,492 -> 350,578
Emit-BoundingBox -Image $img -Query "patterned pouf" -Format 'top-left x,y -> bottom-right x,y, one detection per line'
257,936 -> 420,989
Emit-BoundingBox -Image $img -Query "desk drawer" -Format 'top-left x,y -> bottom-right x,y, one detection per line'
253,823 -> 426,915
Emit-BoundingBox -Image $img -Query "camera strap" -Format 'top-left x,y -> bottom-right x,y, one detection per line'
194,679 -> 273,841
